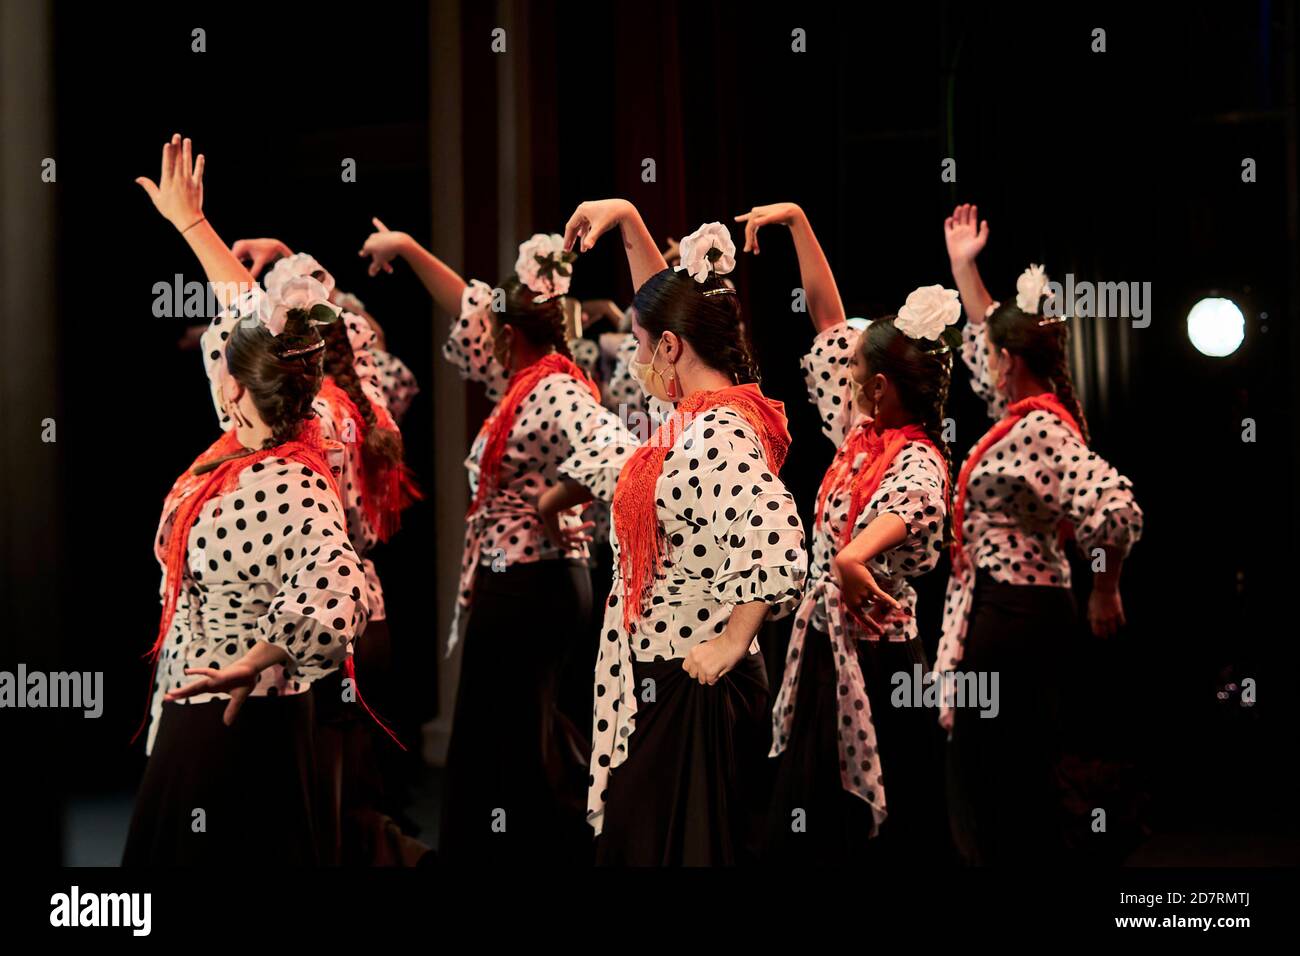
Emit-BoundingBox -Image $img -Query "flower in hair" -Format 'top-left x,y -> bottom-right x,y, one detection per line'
895,285 -> 961,341
675,222 -> 736,284
1015,263 -> 1053,314
515,233 -> 576,300
265,252 -> 336,300
259,275 -> 340,336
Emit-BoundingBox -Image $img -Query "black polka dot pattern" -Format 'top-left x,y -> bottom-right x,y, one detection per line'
562,403 -> 809,835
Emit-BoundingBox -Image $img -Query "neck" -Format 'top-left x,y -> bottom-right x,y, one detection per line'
1007,373 -> 1052,405
871,406 -> 912,432
510,342 -> 554,374
676,361 -> 735,402
236,415 -> 275,450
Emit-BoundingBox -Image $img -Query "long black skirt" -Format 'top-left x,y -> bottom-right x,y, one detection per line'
946,570 -> 1074,865
122,694 -> 319,866
439,558 -> 593,865
595,650 -> 769,866
764,625 -> 948,865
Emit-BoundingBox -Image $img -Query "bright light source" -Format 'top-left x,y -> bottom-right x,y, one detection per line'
1186,297 -> 1245,357
846,317 -> 872,332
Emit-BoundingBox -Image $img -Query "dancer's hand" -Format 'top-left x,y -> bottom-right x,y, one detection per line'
661,236 -> 681,266
943,203 -> 988,266
683,632 -> 748,686
832,552 -> 902,636
359,217 -> 409,276
581,299 -> 624,330
135,132 -> 206,231
164,659 -> 260,726
734,202 -> 803,255
540,510 -> 594,552
1088,584 -> 1126,639
232,237 -> 293,278
563,199 -> 632,253
938,708 -> 954,733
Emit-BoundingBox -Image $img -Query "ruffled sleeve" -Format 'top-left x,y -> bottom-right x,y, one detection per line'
371,348 -> 420,423
558,411 -> 640,503
442,279 -> 508,402
254,466 -> 370,682
698,409 -> 808,618
960,317 -> 1007,420
200,287 -> 271,429
1029,412 -> 1144,559
864,442 -> 949,578
800,321 -> 861,447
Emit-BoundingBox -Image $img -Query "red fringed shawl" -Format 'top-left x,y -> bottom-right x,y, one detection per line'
468,352 -> 602,517
612,383 -> 791,630
951,392 -> 1082,571
318,377 -> 421,542
815,422 -> 942,548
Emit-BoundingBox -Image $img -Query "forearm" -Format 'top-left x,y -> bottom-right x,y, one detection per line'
539,477 -> 593,516
837,513 -> 907,565
950,257 -> 993,324
182,220 -> 256,307
397,235 -> 468,316
1093,547 -> 1124,593
618,203 -> 668,292
721,600 -> 770,651
788,210 -> 846,332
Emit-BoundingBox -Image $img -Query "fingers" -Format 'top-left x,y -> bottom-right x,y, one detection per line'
192,152 -> 205,188
181,136 -> 193,181
135,177 -> 160,202
160,140 -> 174,189
222,688 -> 248,726
562,209 -> 586,252
372,216 -> 389,232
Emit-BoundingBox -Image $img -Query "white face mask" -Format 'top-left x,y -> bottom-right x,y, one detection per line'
628,336 -> 672,401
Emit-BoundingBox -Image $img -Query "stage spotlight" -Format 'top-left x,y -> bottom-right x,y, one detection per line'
1186,296 -> 1245,357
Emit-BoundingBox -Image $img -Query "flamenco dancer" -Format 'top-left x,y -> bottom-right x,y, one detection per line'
359,220 -> 619,863
123,134 -> 369,865
230,240 -> 420,864
937,204 -> 1144,863
549,199 -> 808,865
740,204 -> 954,865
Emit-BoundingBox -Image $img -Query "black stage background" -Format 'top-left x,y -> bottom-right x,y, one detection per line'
1,0 -> 1297,872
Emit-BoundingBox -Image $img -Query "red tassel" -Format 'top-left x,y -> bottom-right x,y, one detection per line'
345,655 -> 406,751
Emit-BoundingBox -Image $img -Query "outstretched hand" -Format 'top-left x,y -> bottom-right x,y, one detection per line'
358,217 -> 408,276
943,203 -> 988,265
163,659 -> 260,726
135,132 -> 206,231
232,238 -> 293,278
734,202 -> 802,255
563,199 -> 630,253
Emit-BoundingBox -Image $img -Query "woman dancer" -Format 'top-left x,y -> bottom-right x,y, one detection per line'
231,240 -> 419,863
550,199 -> 807,865
938,203 -> 1144,863
360,220 -> 620,863
738,203 -> 954,864
124,134 -> 368,865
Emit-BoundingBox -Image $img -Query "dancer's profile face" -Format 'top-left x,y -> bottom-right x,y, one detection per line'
487,314 -> 512,368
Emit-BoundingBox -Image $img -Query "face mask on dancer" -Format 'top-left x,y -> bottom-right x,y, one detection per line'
628,335 -> 677,402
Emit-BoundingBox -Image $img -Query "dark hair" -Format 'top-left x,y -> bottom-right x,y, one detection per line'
631,268 -> 759,384
224,309 -> 325,448
859,316 -> 954,485
493,275 -> 573,360
321,317 -> 404,470
986,301 -> 1090,444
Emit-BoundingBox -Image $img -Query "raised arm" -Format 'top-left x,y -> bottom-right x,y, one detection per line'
359,217 -> 468,317
563,199 -> 667,293
136,133 -> 254,306
736,202 -> 845,333
943,203 -> 993,324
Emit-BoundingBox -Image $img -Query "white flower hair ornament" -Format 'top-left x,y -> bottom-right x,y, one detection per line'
675,222 -> 737,295
895,285 -> 961,352
515,233 -> 577,301
265,252 -> 336,301
241,275 -> 340,354
1015,264 -> 1064,329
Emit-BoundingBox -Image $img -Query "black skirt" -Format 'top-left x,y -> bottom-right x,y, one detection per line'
946,570 -> 1075,865
595,650 -> 769,866
122,694 -> 319,866
439,558 -> 593,865
764,626 -> 948,865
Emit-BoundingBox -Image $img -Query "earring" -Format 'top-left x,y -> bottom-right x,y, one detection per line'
665,365 -> 679,400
